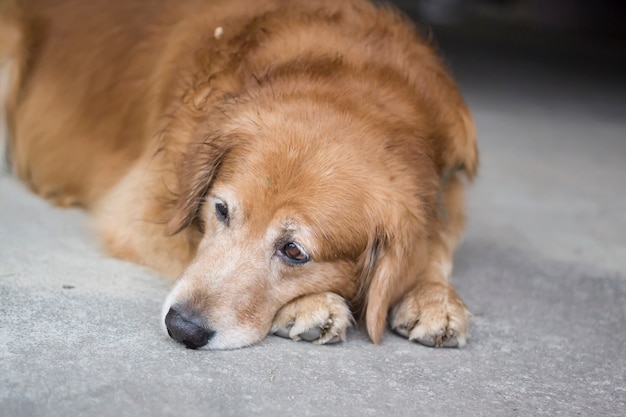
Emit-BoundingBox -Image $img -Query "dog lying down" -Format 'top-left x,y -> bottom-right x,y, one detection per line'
1,0 -> 478,349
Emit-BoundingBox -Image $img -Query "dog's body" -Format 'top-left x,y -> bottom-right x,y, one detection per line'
1,0 -> 477,349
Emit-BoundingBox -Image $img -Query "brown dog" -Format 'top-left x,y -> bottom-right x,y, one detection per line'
1,0 -> 477,349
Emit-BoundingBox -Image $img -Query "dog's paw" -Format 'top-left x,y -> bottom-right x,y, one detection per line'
389,281 -> 470,348
270,292 -> 353,345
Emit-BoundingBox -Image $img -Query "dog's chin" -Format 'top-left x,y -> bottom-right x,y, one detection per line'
199,328 -> 263,350
161,321 -> 263,350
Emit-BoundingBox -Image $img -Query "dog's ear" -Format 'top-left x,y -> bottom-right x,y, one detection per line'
165,137 -> 231,236
358,223 -> 427,344
356,231 -> 387,344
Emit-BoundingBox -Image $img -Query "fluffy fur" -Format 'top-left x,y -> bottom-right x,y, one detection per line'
1,0 -> 478,349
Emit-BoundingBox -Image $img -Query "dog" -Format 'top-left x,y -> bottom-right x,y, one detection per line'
0,0 -> 477,349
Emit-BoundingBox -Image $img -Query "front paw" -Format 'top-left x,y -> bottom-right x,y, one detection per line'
389,281 -> 470,347
270,292 -> 353,345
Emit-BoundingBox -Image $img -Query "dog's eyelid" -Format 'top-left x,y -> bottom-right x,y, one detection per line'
214,198 -> 229,224
277,240 -> 310,265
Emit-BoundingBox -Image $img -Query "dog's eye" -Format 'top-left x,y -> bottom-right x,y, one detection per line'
280,242 -> 309,264
215,200 -> 229,224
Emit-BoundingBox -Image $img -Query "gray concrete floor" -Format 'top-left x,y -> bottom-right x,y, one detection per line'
1,34 -> 625,416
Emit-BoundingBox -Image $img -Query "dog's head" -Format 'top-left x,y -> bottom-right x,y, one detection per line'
160,78 -> 474,349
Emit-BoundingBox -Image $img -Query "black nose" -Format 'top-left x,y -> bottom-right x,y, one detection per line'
165,306 -> 214,349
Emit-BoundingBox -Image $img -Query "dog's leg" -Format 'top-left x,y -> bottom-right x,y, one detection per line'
92,159 -> 200,278
389,176 -> 470,347
271,292 -> 354,344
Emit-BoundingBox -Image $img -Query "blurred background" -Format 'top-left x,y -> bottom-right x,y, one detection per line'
390,0 -> 626,86
393,0 -> 626,45
397,0 -> 625,37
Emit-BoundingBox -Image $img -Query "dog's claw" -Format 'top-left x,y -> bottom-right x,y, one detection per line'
272,325 -> 292,339
394,324 -> 409,338
409,328 -> 457,347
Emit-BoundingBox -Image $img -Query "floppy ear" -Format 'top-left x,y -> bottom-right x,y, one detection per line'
165,137 -> 230,236
357,232 -> 390,344
359,224 -> 427,344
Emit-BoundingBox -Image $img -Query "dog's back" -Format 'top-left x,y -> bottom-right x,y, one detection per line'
3,0 -> 191,205
4,0 -> 345,205
7,0 -> 476,205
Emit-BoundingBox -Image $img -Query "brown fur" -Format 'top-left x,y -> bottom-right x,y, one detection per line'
2,0 -> 477,349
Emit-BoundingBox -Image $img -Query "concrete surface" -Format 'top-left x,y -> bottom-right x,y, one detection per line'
1,36 -> 625,416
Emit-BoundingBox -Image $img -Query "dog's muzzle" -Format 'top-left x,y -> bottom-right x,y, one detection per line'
165,306 -> 214,349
